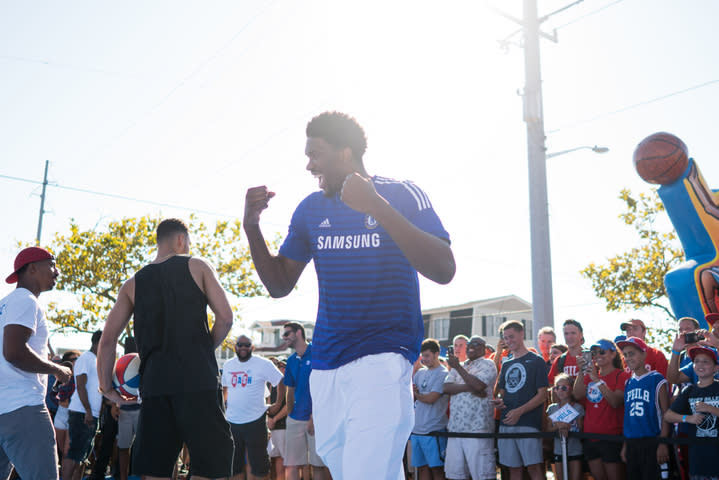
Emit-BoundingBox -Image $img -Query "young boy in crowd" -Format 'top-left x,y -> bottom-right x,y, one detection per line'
618,337 -> 671,480
664,346 -> 719,479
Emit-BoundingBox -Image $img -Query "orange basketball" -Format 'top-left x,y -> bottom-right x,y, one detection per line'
633,132 -> 689,185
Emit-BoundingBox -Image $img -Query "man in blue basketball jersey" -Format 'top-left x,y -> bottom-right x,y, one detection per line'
244,111 -> 455,480
618,337 -> 671,480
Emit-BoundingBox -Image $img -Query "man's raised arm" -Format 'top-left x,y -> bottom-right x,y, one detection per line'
244,186 -> 306,297
340,174 -> 455,285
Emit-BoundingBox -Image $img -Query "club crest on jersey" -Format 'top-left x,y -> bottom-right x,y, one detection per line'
365,215 -> 378,230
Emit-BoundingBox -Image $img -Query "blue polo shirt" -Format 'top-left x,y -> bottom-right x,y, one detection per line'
279,176 -> 449,370
284,343 -> 314,421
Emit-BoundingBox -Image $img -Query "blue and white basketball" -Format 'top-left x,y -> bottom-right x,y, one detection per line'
112,353 -> 140,399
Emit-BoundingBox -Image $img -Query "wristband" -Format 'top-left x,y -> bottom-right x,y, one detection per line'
682,415 -> 687,423
672,349 -> 681,356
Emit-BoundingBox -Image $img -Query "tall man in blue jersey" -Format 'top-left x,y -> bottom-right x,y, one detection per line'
244,111 -> 455,480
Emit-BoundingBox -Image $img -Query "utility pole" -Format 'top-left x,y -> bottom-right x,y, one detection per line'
523,0 -> 553,334
492,0 -> 585,337
36,160 -> 49,246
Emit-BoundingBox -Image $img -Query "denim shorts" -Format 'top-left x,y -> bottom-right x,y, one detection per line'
66,410 -> 98,462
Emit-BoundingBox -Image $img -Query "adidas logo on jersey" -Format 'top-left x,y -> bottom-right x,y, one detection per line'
319,218 -> 331,228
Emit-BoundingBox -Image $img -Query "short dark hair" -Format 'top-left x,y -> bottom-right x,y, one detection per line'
563,318 -> 584,333
421,338 -> 440,354
500,320 -> 524,334
306,112 -> 368,162
283,322 -> 305,340
157,218 -> 189,243
91,330 -> 103,345
61,350 -> 81,362
551,344 -> 568,354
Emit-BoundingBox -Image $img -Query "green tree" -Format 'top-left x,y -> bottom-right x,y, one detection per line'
581,189 -> 685,319
37,215 -> 275,343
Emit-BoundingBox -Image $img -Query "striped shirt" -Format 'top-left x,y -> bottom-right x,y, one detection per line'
279,176 -> 450,370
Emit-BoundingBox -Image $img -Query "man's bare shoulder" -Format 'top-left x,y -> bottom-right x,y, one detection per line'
120,276 -> 136,305
188,256 -> 215,272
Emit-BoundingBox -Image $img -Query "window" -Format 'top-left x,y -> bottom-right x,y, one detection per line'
431,317 -> 450,340
482,315 -> 507,337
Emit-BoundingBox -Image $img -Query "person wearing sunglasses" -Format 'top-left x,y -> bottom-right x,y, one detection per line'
574,339 -> 630,480
222,335 -> 284,480
546,373 -> 584,480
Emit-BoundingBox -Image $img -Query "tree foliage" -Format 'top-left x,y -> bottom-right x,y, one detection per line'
38,215 -> 275,341
581,189 -> 685,320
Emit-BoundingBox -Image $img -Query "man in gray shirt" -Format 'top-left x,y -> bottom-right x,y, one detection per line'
410,338 -> 449,480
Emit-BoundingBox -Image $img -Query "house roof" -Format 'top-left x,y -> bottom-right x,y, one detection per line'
422,294 -> 532,316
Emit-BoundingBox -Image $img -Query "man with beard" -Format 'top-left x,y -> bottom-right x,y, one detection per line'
443,336 -> 497,480
222,335 -> 284,480
244,111 -> 455,480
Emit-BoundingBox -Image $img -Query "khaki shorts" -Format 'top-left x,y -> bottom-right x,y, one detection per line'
284,417 -> 324,467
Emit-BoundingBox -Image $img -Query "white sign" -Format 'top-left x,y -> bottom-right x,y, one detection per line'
549,403 -> 580,424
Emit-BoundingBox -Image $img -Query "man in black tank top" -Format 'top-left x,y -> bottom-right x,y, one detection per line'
97,218 -> 235,480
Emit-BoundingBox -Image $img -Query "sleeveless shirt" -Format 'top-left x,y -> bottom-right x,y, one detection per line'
133,255 -> 219,396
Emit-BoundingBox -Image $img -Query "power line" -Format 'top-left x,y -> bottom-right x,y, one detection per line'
548,78 -> 719,133
553,0 -> 629,31
0,172 -> 232,217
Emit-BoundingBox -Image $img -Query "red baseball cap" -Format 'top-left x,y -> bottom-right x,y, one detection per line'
705,313 -> 719,326
616,336 -> 648,352
688,346 -> 719,365
5,247 -> 54,284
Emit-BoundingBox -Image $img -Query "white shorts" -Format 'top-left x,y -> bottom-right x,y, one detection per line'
310,352 -> 414,480
54,405 -> 69,430
268,429 -> 286,458
444,437 -> 495,480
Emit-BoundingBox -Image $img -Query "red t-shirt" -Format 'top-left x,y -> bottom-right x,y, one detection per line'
581,368 -> 631,435
548,353 -> 580,385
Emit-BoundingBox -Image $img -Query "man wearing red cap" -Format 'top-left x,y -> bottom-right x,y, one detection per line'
620,319 -> 669,378
0,247 -> 72,480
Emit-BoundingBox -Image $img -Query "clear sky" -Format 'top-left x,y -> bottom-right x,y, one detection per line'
2,0 -> 718,349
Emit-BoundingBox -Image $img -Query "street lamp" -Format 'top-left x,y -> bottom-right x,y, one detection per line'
546,145 -> 610,159
530,143 -> 609,349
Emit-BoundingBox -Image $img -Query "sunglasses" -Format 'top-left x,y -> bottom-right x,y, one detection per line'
553,385 -> 570,392
236,343 -> 252,348
282,331 -> 292,338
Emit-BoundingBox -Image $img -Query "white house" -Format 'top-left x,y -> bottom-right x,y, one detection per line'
422,295 -> 534,349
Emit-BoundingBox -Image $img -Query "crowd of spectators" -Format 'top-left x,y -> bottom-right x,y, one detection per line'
406,315 -> 719,480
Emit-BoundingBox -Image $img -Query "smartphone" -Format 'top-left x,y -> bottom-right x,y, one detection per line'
581,350 -> 593,372
447,346 -> 454,356
684,331 -> 705,344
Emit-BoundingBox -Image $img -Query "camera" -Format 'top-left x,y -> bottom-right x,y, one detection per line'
684,331 -> 705,344
447,346 -> 454,356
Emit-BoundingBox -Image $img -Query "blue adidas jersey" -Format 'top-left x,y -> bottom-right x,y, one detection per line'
623,371 -> 667,438
279,176 -> 450,370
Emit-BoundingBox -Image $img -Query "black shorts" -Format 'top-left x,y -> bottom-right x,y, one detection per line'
625,437 -> 661,480
230,414 -> 270,476
552,454 -> 583,463
583,439 -> 622,463
132,389 -> 234,478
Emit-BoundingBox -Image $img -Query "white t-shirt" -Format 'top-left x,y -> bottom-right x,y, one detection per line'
69,350 -> 103,417
221,355 -> 283,424
0,288 -> 50,415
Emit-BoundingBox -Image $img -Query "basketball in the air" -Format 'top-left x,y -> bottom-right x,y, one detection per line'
112,353 -> 140,398
633,132 -> 689,185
